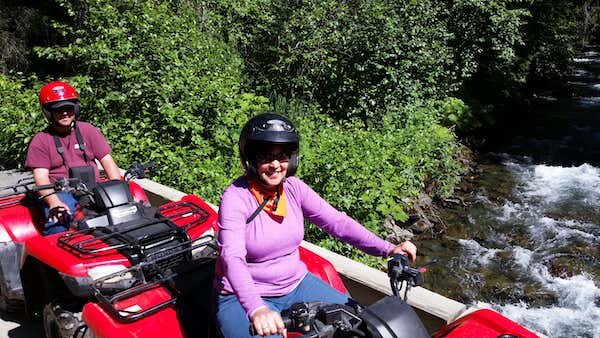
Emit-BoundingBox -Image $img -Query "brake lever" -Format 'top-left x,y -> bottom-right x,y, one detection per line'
142,160 -> 156,171
416,258 -> 438,273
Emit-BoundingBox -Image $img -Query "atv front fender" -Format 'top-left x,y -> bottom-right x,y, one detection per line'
0,194 -> 42,243
82,295 -> 184,338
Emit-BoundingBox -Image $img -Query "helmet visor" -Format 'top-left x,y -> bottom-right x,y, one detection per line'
48,100 -> 78,111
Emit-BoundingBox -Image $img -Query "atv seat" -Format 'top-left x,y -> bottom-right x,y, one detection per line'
80,180 -> 145,229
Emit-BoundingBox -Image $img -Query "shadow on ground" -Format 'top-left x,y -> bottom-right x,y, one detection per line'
0,311 -> 42,338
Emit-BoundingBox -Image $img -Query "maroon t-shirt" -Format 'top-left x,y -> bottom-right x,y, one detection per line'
25,121 -> 112,182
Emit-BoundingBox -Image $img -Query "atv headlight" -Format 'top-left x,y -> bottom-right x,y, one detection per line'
59,273 -> 94,297
88,264 -> 128,280
88,264 -> 141,292
191,228 -> 216,259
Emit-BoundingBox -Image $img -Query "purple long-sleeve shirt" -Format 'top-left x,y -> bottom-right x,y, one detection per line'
214,176 -> 394,318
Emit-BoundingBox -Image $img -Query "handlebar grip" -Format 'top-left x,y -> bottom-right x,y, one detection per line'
248,317 -> 293,337
142,161 -> 155,170
32,183 -> 56,192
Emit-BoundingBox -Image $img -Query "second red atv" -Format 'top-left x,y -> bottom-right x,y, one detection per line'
0,164 -> 218,338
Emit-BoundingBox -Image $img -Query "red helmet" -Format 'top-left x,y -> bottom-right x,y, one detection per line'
39,81 -> 80,120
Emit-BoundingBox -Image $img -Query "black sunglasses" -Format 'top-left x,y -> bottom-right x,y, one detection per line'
255,151 -> 291,164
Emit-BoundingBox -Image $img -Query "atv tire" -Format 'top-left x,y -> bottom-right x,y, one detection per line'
43,302 -> 93,338
0,244 -> 25,313
0,279 -> 24,313
0,293 -> 24,313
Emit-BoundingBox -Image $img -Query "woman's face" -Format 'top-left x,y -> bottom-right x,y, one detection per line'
255,145 -> 290,189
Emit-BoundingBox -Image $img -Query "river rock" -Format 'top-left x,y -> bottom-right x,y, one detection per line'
382,216 -> 414,242
521,284 -> 557,307
546,256 -> 586,278
410,219 -> 434,234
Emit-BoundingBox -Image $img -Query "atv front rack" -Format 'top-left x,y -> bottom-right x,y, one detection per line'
91,234 -> 216,322
58,218 -> 185,257
58,200 -> 211,258
158,201 -> 211,230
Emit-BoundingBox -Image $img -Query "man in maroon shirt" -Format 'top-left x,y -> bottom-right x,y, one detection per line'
25,80 -> 121,234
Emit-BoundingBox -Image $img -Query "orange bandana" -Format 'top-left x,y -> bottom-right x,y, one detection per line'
248,177 -> 287,221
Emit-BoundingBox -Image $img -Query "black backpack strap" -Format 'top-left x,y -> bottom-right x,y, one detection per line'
53,135 -> 64,155
73,123 -> 90,164
53,135 -> 68,168
246,197 -> 271,224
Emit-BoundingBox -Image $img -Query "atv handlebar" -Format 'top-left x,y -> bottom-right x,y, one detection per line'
33,178 -> 86,192
124,161 -> 155,181
32,160 -> 154,195
388,254 -> 437,300
248,256 -> 437,337
249,302 -> 362,338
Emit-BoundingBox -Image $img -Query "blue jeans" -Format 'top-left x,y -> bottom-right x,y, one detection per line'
216,273 -> 352,338
42,191 -> 78,235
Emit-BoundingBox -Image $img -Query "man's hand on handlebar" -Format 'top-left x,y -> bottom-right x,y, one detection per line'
389,241 -> 417,262
250,306 -> 287,337
47,199 -> 71,224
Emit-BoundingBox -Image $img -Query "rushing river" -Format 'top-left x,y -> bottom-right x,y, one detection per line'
424,49 -> 600,337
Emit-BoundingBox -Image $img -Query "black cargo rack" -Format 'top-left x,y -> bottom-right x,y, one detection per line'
91,234 -> 216,322
158,201 -> 211,230
58,199 -> 211,258
57,218 -> 188,257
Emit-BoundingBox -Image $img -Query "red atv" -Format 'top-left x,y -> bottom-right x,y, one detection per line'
80,235 -> 540,336
0,164 -> 218,338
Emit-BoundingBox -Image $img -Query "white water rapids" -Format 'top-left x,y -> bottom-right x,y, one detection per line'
450,52 -> 600,338
459,161 -> 600,337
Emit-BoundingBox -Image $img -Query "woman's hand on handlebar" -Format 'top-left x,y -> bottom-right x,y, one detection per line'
250,306 -> 287,337
389,241 -> 417,262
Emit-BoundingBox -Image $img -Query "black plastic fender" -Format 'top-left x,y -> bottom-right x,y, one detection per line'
360,296 -> 430,338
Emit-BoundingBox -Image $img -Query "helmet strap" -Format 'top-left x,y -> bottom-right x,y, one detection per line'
51,120 -> 75,135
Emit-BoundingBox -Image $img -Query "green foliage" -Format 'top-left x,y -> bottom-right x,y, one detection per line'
208,0 -> 455,125
0,74 -> 44,169
437,97 -> 481,134
526,0 -> 579,83
445,0 -> 530,80
278,100 -> 461,264
34,0 -> 269,203
207,0 -> 581,128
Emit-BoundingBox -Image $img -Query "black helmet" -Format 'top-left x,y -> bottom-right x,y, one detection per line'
239,113 -> 300,178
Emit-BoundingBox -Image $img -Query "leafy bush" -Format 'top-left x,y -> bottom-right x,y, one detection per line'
0,74 -> 44,169
279,100 -> 462,264
525,0 -> 579,84
34,0 -> 269,202
207,0 -> 455,125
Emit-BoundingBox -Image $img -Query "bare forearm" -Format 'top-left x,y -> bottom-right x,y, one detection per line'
99,154 -> 121,180
32,168 -> 61,207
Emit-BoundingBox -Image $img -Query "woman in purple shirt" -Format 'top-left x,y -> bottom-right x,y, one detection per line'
215,113 -> 417,337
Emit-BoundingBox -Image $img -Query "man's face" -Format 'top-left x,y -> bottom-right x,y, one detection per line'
51,106 -> 76,128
